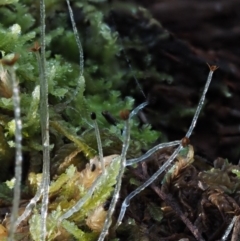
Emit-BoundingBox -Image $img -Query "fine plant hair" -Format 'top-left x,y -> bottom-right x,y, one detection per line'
65,0 -> 85,105
13,1 -> 51,240
52,3 -> 218,240
98,102 -> 148,241
39,0 -> 50,240
221,216 -> 237,241
108,9 -> 147,100
6,61 -> 23,241
57,3 -> 149,232
6,1 -> 233,241
115,65 -> 218,231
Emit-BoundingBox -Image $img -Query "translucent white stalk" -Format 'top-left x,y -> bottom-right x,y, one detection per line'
65,0 -> 84,103
115,145 -> 182,228
221,215 -> 237,241
126,140 -> 181,166
186,66 -> 217,138
8,66 -> 22,241
231,215 -> 240,241
64,0 -> 93,129
14,42 -> 45,232
39,0 -> 50,240
15,182 -> 43,227
58,155 -> 122,224
122,101 -> 148,137
116,65 -> 217,228
129,101 -> 148,119
98,119 -> 130,241
98,102 -> 148,241
58,169 -> 106,223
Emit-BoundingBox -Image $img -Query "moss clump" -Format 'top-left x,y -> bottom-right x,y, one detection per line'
0,0 -> 161,240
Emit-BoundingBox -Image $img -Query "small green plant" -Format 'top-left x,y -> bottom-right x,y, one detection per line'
0,0 -> 160,240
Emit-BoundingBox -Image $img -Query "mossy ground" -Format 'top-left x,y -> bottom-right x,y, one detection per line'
0,1 -> 240,241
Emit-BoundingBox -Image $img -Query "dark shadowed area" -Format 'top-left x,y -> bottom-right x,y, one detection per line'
112,0 -> 240,164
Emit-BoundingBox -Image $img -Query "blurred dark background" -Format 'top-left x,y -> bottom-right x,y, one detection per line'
109,0 -> 240,164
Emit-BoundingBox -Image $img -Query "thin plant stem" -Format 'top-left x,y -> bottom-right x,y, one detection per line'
64,0 -> 92,128
58,172 -> 106,223
98,102 -> 148,241
98,119 -> 130,241
129,101 -> 148,119
122,101 -> 148,138
115,145 -> 182,228
58,155 -> 119,223
14,49 -> 44,229
39,0 -> 50,240
8,66 -> 22,241
231,215 -> 240,241
186,65 -> 218,138
126,140 -> 181,166
116,65 -> 217,228
221,216 -> 237,241
65,0 -> 84,103
15,182 -> 43,227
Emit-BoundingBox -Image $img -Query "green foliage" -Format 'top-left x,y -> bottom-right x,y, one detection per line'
49,164 -> 76,196
0,23 -> 34,52
50,120 -> 96,158
28,156 -> 120,240
0,125 -> 13,174
29,210 -> 41,241
0,0 -> 18,5
147,202 -> 164,222
62,220 -> 97,241
233,169 -> 240,178
0,0 -> 162,240
0,182 -> 13,203
71,156 -> 121,222
22,85 -> 40,136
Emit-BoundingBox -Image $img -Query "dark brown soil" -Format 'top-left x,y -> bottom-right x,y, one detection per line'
112,0 -> 240,164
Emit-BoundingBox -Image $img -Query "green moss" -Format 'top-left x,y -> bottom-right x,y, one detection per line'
0,0 -> 161,240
